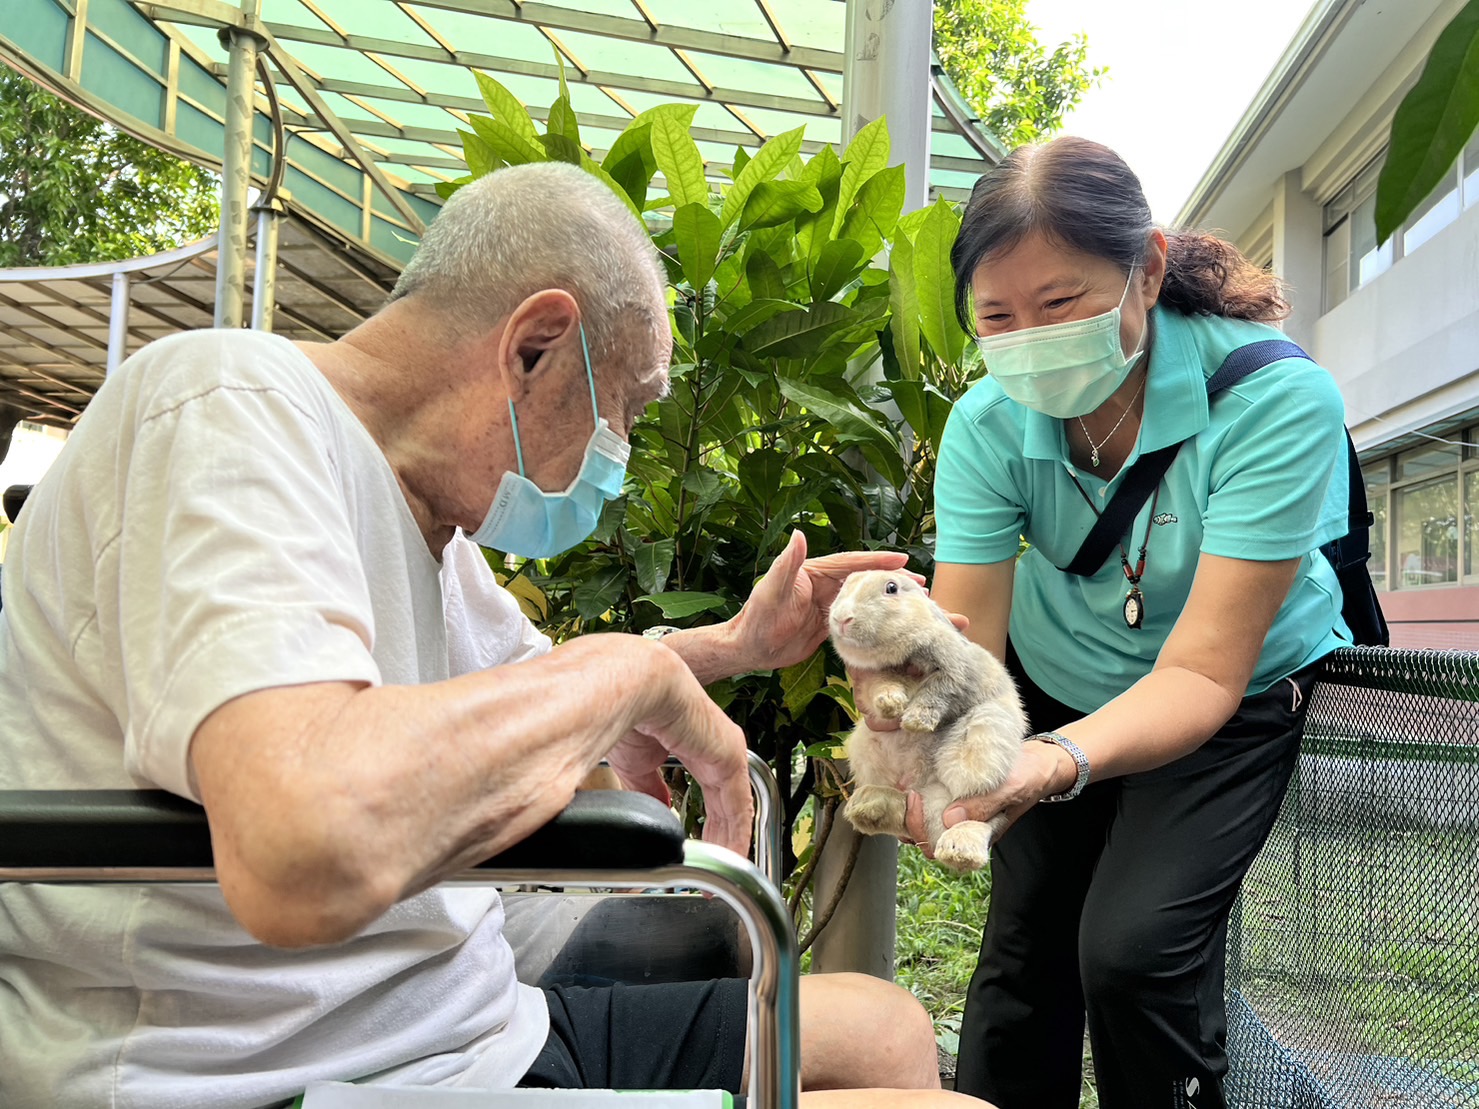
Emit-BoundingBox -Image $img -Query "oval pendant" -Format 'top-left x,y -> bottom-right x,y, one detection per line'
1123,588 -> 1145,629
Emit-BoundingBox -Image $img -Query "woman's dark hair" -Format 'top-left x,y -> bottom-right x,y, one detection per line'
950,136 -> 1289,333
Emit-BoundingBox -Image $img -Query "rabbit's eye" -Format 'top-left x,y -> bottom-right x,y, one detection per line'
884,580 -> 899,595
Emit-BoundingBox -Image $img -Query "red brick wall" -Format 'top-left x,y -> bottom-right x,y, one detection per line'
1377,585 -> 1479,650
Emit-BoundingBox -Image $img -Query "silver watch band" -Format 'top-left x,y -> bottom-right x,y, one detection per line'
1031,731 -> 1091,802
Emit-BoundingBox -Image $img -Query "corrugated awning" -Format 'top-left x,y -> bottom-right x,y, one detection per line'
0,213 -> 397,425
0,0 -> 1002,421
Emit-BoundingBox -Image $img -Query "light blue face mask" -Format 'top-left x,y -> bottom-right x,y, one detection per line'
469,323 -> 630,559
975,268 -> 1146,419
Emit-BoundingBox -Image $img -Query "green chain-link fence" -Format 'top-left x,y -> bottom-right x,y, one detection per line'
1227,647 -> 1479,1108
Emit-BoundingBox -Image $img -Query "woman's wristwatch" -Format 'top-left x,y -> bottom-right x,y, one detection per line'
1029,731 -> 1091,802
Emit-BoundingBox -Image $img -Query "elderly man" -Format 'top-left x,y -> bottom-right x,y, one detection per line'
0,163 -> 986,1109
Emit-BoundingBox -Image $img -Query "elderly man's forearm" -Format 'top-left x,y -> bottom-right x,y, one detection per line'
192,635 -> 687,946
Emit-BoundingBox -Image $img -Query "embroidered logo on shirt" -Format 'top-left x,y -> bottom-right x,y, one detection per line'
1153,512 -> 1179,526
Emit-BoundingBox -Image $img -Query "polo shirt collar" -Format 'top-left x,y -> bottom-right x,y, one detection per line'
1019,304 -> 1207,462
1138,306 -> 1208,452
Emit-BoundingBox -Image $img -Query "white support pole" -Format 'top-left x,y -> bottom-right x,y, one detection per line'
215,19 -> 264,329
250,200 -> 283,332
811,0 -> 935,983
106,270 -> 130,374
840,0 -> 933,209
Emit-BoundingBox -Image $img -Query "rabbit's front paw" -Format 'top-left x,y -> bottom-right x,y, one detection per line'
872,685 -> 910,720
901,703 -> 942,732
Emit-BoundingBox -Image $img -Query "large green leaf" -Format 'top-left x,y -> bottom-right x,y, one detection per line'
459,130 -> 499,178
474,72 -> 539,144
780,649 -> 827,717
796,145 -> 844,263
810,238 -> 866,302
720,126 -> 806,229
578,155 -> 644,221
573,565 -> 628,620
634,537 -> 676,596
673,202 -> 723,290
913,200 -> 967,366
747,301 -> 858,358
777,377 -> 899,466
651,113 -> 709,209
738,446 -> 788,507
745,249 -> 788,302
546,94 -> 581,148
883,379 -> 954,453
721,297 -> 800,336
838,163 -> 906,258
468,116 -> 545,167
602,123 -> 654,209
894,205 -> 932,245
739,179 -> 822,231
635,591 -> 729,618
832,116 -> 891,236
888,230 -> 922,377
1376,0 -> 1479,243
731,145 -> 751,180
540,133 -> 584,166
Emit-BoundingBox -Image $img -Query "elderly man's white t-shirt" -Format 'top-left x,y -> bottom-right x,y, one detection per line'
0,330 -> 554,1108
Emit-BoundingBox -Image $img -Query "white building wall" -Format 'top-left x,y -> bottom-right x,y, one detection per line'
1312,200 -> 1479,451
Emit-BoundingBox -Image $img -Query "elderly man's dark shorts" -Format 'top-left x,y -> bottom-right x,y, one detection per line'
518,978 -> 749,1099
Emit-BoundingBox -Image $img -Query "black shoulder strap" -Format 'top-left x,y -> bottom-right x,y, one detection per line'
1061,339 -> 1313,577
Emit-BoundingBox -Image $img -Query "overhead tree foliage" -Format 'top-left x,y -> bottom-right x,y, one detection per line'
933,0 -> 1104,149
0,69 -> 219,268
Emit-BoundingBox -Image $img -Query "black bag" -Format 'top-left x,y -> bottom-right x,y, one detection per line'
1061,338 -> 1389,647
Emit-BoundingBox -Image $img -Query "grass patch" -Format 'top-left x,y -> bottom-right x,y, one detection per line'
893,846 -> 1099,1106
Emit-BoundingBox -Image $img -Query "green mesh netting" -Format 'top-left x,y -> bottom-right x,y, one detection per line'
1227,647 -> 1479,1108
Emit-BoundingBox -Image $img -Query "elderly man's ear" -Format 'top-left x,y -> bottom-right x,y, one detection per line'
495,289 -> 582,401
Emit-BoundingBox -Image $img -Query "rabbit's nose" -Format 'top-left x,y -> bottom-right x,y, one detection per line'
835,615 -> 854,636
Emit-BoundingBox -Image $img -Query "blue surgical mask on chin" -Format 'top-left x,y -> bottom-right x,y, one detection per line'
976,268 -> 1147,419
468,323 -> 630,559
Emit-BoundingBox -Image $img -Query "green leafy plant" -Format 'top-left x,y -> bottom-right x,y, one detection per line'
444,69 -> 981,942
933,0 -> 1104,148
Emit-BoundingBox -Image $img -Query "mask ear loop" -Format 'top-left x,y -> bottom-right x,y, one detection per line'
508,322 -> 594,479
579,322 -> 598,427
506,400 -> 527,477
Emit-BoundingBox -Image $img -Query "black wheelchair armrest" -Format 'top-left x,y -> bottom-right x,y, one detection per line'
0,789 -> 686,872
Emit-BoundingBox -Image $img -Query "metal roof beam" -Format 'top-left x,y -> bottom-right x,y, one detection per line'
405,0 -> 844,72
256,26 -> 836,118
280,101 -> 974,163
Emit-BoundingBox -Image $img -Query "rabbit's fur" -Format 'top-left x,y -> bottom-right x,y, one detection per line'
828,570 -> 1027,872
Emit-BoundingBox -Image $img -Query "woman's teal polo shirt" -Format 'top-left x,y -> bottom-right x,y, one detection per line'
934,305 -> 1352,713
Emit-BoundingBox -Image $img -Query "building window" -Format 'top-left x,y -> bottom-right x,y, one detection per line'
1322,134 -> 1479,312
1363,427 -> 1479,591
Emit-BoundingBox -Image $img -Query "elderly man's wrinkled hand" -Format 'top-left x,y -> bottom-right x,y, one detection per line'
606,648 -> 754,857
731,530 -> 925,673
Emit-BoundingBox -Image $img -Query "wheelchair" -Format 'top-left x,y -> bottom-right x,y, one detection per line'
0,752 -> 798,1108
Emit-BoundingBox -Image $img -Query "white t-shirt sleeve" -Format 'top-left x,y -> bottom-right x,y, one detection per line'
441,535 -> 552,674
116,374 -> 382,801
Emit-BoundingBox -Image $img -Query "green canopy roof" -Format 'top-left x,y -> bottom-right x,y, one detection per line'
2,0 -> 1001,270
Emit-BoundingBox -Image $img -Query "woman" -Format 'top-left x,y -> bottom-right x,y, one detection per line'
921,137 -> 1351,1109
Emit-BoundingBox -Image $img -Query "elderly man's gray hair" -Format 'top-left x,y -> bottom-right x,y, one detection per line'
391,162 -> 667,366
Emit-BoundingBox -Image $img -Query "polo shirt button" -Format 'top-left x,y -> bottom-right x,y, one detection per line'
1097,487 -> 1107,497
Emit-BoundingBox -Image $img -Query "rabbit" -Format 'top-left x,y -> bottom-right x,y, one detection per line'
827,570 -> 1028,872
